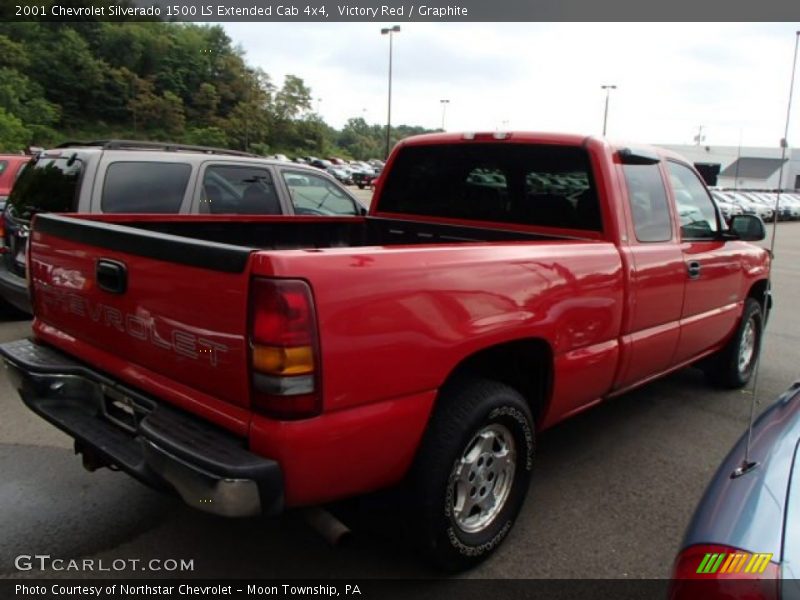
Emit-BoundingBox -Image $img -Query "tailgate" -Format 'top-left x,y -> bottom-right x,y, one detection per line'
28,214 -> 255,412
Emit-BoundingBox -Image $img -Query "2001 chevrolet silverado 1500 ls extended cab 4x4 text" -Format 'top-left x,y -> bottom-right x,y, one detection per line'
1,132 -> 770,570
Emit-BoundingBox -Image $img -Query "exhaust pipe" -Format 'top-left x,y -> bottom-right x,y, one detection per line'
303,507 -> 352,546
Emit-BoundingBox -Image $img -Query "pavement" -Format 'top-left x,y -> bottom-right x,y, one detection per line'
0,221 -> 798,580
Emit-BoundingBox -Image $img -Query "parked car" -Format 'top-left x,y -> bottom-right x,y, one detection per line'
785,194 -> 800,219
0,154 -> 31,204
710,191 -> 743,224
326,165 -> 353,185
737,192 -> 775,221
670,381 -> 800,598
309,158 -> 333,171
722,192 -> 772,221
0,140 -> 363,314
0,133 -> 769,571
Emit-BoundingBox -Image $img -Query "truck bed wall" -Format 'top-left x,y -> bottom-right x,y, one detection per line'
126,216 -> 562,250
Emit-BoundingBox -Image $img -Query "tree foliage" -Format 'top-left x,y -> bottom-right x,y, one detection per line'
0,15 -> 434,158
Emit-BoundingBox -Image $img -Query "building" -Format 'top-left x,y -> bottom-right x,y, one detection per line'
655,143 -> 800,190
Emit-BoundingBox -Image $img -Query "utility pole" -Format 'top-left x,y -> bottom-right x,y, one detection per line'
601,85 -> 617,136
381,26 -> 401,159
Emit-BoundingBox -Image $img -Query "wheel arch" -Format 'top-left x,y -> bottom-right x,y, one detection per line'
747,279 -> 771,316
437,338 -> 554,427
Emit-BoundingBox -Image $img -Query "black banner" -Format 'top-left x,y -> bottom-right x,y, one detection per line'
4,0 -> 800,22
5,579 -> 672,600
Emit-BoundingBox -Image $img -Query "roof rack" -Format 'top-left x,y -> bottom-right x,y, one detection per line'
54,140 -> 257,158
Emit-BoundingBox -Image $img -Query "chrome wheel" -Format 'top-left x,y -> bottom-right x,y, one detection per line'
738,316 -> 757,374
450,423 -> 516,534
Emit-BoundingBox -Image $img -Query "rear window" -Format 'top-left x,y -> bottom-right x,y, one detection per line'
378,143 -> 602,231
102,162 -> 191,213
7,156 -> 84,219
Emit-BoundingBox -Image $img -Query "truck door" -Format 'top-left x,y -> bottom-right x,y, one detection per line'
615,160 -> 685,389
666,161 -> 742,364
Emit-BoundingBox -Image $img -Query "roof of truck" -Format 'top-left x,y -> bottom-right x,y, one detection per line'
395,131 -> 692,165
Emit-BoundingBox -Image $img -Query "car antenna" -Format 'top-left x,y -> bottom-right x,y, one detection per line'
732,30 -> 800,478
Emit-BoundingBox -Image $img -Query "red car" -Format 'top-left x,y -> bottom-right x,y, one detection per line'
1,132 -> 770,571
0,154 -> 30,203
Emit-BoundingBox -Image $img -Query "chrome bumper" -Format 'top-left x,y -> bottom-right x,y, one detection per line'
0,339 -> 283,518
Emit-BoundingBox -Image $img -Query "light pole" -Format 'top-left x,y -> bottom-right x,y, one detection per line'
601,84 -> 617,136
440,99 -> 450,131
381,25 -> 401,159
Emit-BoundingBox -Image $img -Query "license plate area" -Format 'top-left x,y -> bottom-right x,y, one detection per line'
100,385 -> 154,434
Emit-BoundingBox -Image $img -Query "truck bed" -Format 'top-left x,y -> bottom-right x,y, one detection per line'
39,213 -> 576,262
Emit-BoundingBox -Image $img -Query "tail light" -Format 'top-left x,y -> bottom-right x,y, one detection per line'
248,278 -> 321,419
0,213 -> 6,254
669,544 -> 780,600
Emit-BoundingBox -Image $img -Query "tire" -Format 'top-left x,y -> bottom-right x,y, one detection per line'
704,298 -> 763,388
409,377 -> 535,571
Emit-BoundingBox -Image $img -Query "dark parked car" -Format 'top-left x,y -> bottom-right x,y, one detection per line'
310,158 -> 333,171
670,381 -> 800,598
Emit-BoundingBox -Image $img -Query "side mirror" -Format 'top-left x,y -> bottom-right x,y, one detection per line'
728,214 -> 766,241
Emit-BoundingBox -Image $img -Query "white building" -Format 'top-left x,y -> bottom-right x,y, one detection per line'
655,144 -> 800,191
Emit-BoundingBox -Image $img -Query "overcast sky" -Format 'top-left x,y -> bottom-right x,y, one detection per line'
221,22 -> 799,148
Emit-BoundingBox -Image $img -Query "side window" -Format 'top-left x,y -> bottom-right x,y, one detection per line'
201,165 -> 280,214
622,163 -> 672,242
0,161 -> 7,176
666,162 -> 719,239
102,162 -> 191,213
282,170 -> 359,216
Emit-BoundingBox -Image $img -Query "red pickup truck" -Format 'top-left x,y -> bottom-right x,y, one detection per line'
1,133 -> 770,570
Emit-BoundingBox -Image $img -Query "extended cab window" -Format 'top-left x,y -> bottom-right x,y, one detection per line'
378,143 -> 601,231
666,162 -> 719,239
623,163 -> 672,242
102,162 -> 190,213
7,155 -> 83,219
201,165 -> 280,214
282,170 -> 359,216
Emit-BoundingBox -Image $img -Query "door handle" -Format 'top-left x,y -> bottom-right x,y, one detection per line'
96,259 -> 127,294
687,260 -> 701,279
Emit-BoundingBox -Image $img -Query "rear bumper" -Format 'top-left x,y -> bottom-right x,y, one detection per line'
0,338 -> 283,517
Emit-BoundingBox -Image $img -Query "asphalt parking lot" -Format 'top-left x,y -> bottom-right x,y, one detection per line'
1,220 -> 798,580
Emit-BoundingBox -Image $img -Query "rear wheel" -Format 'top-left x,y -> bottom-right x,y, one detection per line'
704,298 -> 763,388
409,377 -> 534,571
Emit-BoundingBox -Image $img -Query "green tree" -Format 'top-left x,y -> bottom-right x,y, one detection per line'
191,83 -> 219,125
274,75 -> 312,121
183,126 -> 228,148
0,107 -> 30,152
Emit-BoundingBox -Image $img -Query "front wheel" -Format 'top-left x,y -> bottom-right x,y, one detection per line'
704,298 -> 763,388
409,377 -> 535,571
